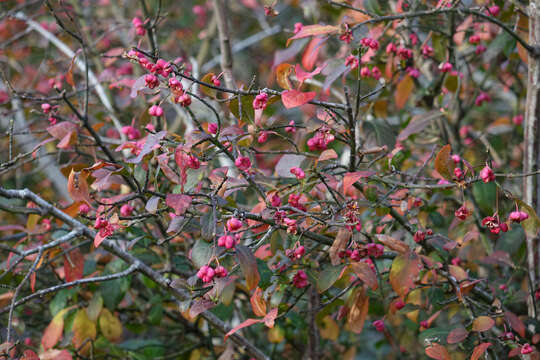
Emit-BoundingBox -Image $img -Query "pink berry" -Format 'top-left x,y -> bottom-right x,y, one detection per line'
208,123 -> 218,134
226,217 -> 242,232
79,203 -> 90,214
235,156 -> 251,171
373,320 -> 385,332
480,165 -> 495,183
120,204 -> 134,217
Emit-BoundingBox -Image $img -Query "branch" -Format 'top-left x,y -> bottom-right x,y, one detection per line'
0,187 -> 270,360
213,0 -> 235,89
12,11 -> 126,141
0,263 -> 139,314
336,4 -> 537,56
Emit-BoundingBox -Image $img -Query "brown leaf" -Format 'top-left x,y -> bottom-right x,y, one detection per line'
236,245 -> 260,291
351,262 -> 378,290
471,342 -> 492,360
447,326 -> 469,344
389,251 -> 422,298
200,73 -> 218,98
425,344 -> 450,360
397,111 -> 443,141
250,287 -> 267,317
67,169 -> 92,205
434,145 -> 455,181
346,287 -> 369,334
66,53 -> 77,87
472,316 -> 495,332
329,229 -> 351,266
395,75 -> 414,109
376,234 -> 410,254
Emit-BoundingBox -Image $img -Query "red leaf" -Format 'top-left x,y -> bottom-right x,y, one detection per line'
281,89 -> 316,109
263,308 -> 278,327
250,287 -> 267,317
42,309 -> 67,350
224,318 -> 262,340
343,171 -> 374,194
21,350 -> 40,360
127,131 -> 167,164
157,153 -> 180,184
64,247 -> 85,283
505,311 -> 526,337
471,342 -> 492,360
287,24 -> 339,46
425,344 -> 450,360
302,37 -> 325,71
447,326 -> 469,344
295,64 -> 325,86
236,245 -> 260,291
166,194 -> 192,215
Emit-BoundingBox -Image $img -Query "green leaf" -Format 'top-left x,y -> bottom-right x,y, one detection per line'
100,259 -> 132,310
192,240 -> 213,268
472,181 -> 496,215
317,265 -> 344,293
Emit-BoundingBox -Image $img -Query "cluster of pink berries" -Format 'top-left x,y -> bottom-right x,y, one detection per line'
121,125 -> 141,140
475,92 -> 491,106
360,37 -> 379,51
482,216 -> 508,234
196,264 -> 228,283
252,92 -> 269,110
41,103 -> 58,125
339,24 -> 352,44
292,270 -> 309,288
132,17 -> 146,36
94,216 -> 115,238
217,234 -> 236,249
413,229 -> 433,243
360,66 -> 382,80
307,126 -> 335,151
455,205 -> 470,220
285,245 -> 305,260
508,211 -> 529,223
338,244 -> 383,261
290,167 -> 305,180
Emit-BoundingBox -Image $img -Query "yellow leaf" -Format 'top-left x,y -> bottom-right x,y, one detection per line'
275,63 -> 294,90
99,308 -> 122,342
319,316 -> 339,341
72,309 -> 96,355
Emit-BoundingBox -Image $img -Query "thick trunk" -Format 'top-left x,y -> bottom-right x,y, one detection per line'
524,0 -> 540,319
